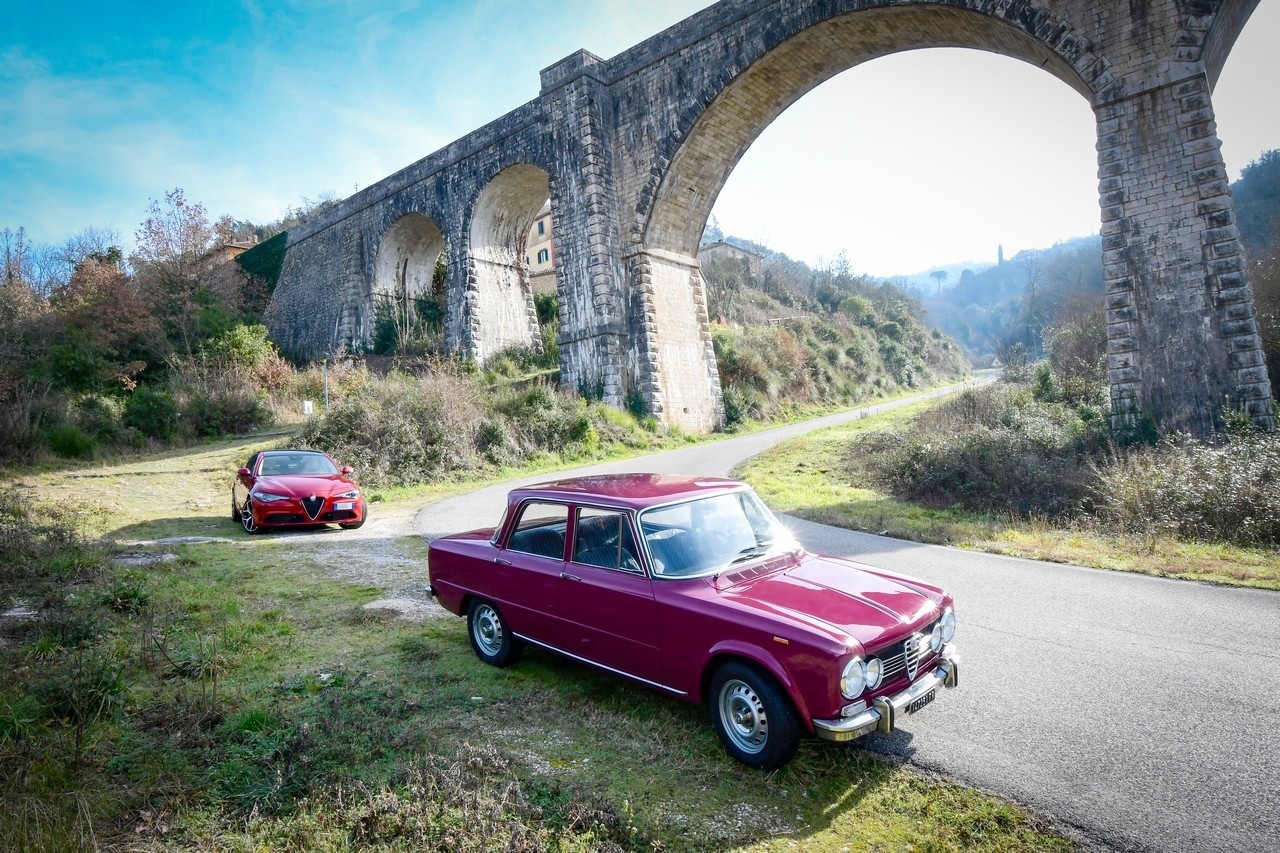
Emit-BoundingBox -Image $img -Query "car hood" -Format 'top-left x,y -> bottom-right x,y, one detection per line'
721,552 -> 944,652
253,474 -> 356,498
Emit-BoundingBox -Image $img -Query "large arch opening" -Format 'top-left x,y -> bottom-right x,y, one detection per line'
632,3 -> 1099,431
468,164 -> 550,363
371,213 -> 446,355
644,5 -> 1094,257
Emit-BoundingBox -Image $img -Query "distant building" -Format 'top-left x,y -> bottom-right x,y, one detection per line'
698,240 -> 762,273
525,201 -> 556,294
200,235 -> 260,275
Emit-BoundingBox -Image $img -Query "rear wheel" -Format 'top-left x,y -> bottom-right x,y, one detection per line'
467,599 -> 522,667
709,661 -> 801,769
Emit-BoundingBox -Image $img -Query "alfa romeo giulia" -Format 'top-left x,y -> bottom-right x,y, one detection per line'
232,449 -> 367,534
427,474 -> 958,769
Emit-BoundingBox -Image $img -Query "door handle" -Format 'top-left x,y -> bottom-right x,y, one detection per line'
494,557 -> 512,566
560,571 -> 581,581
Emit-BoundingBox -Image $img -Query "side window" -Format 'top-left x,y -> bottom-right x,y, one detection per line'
572,508 -> 642,573
245,452 -> 260,473
506,502 -> 569,560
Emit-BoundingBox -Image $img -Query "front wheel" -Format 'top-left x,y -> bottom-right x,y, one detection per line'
339,498 -> 368,530
709,661 -> 801,769
467,599 -> 522,667
240,500 -> 260,534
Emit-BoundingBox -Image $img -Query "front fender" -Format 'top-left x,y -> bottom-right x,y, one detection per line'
699,639 -> 816,733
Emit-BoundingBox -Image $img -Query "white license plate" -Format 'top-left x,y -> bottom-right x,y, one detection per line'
335,501 -> 354,510
906,689 -> 936,715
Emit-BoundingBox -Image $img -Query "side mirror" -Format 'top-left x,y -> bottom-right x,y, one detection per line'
237,467 -> 251,477
341,465 -> 354,475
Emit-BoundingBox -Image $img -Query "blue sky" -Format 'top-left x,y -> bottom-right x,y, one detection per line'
3,0 -> 1278,276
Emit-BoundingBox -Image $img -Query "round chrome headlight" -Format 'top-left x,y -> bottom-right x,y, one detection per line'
864,657 -> 884,691
930,623 -> 943,652
840,658 -> 868,699
940,607 -> 957,644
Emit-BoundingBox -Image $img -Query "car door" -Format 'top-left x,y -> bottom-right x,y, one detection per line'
557,506 -> 662,686
493,500 -> 569,647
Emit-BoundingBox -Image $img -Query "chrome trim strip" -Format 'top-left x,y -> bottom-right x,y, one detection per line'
513,632 -> 687,696
813,652 -> 959,743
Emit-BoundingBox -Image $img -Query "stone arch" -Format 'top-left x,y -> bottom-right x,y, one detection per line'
640,3 -> 1103,256
629,2 -> 1107,430
467,164 -> 548,363
371,213 -> 445,352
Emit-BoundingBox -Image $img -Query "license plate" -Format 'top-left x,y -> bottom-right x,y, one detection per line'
906,689 -> 936,715
335,501 -> 354,510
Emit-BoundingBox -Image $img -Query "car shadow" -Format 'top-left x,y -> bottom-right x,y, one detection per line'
509,641 -> 924,845
109,515 -> 355,542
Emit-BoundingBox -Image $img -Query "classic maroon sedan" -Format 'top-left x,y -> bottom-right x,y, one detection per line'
232,449 -> 367,534
427,474 -> 959,769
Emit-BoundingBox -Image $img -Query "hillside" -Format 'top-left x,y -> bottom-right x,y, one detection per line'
699,242 -> 971,425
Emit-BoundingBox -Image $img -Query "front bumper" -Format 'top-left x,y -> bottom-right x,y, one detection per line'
813,652 -> 960,742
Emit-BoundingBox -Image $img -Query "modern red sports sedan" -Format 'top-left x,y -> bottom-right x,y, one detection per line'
232,449 -> 367,534
427,474 -> 959,769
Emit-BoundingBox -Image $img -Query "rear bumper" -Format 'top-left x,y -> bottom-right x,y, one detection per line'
813,652 -> 959,742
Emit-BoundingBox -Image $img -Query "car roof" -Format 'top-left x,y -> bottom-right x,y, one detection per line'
262,450 -> 328,457
511,474 -> 746,509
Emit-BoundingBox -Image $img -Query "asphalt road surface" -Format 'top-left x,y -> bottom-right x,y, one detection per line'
415,385 -> 1280,853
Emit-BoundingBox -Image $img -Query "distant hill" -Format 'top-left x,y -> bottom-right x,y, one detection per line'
894,260 -> 995,294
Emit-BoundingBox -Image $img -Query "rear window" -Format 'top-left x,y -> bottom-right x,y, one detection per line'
506,502 -> 569,560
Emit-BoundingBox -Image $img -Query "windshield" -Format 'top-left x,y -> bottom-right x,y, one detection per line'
638,489 -> 797,578
258,452 -> 338,477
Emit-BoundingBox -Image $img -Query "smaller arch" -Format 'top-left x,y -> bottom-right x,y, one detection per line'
371,213 -> 446,353
468,164 -> 550,362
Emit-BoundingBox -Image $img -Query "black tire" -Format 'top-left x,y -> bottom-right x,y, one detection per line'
467,599 -> 522,667
231,499 -> 240,524
240,500 -> 260,534
709,661 -> 801,770
339,498 -> 368,530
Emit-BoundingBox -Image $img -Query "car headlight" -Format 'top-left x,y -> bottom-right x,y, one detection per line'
250,491 -> 290,503
864,657 -> 883,691
930,623 -> 943,652
840,657 -> 868,699
335,489 -> 360,499
940,607 -> 957,644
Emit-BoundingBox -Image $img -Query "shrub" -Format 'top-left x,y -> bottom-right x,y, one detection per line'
1094,432 -> 1280,546
46,423 -> 98,459
123,385 -> 180,441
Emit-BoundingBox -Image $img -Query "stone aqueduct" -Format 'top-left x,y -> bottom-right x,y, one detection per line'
267,0 -> 1273,435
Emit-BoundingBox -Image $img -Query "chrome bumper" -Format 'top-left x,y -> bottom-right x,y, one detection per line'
813,652 -> 960,743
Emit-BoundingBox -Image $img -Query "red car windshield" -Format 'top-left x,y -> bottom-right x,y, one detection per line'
638,490 -> 797,578
258,453 -> 339,477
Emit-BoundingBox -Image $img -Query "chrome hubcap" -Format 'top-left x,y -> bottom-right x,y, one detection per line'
473,606 -> 502,655
719,679 -> 768,754
241,503 -> 256,532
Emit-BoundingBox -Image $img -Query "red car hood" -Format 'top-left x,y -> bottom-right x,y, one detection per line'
255,474 -> 355,497
721,553 -> 944,652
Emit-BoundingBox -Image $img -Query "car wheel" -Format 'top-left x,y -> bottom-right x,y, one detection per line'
231,500 -> 240,524
339,498 -> 368,530
467,599 -> 522,667
240,500 -> 260,534
709,661 -> 801,770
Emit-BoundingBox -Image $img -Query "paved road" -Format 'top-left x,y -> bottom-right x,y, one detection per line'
415,385 -> 1280,853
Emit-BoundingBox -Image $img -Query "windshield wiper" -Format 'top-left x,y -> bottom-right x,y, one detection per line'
729,545 -> 772,565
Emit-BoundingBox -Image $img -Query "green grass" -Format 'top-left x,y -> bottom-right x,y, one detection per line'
738,404 -> 1280,590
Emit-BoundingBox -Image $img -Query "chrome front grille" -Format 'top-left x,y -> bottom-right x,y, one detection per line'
878,625 -> 938,683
